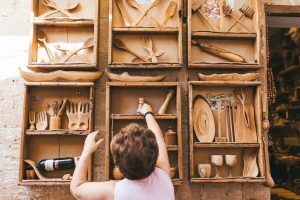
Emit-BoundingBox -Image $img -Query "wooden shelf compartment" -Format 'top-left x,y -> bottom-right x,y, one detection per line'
19,82 -> 95,185
109,0 -> 183,69
188,81 -> 266,183
188,0 -> 262,69
31,0 -> 98,21
105,82 -> 183,185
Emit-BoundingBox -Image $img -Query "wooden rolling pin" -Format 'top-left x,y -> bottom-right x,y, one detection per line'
192,40 -> 246,63
158,89 -> 174,115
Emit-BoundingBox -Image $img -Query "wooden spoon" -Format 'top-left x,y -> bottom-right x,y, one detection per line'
37,31 -> 54,61
43,0 -> 77,18
55,43 -> 90,62
132,0 -> 161,26
142,36 -> 157,63
161,1 -> 177,27
64,38 -> 94,62
115,0 -> 131,26
113,38 -> 149,62
39,0 -> 78,18
126,0 -> 159,26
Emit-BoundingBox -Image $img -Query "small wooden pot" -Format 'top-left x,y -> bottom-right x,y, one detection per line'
49,117 -> 61,130
164,127 -> 177,145
112,166 -> 124,180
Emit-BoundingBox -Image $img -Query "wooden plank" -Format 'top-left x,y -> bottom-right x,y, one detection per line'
111,114 -> 177,120
191,177 -> 266,183
112,27 -> 179,34
193,143 -> 260,148
265,5 -> 300,16
33,19 -> 95,26
104,84 -> 111,181
106,82 -> 180,87
25,82 -> 94,87
189,63 -> 263,69
109,63 -> 181,69
26,130 -> 90,136
192,31 -> 257,39
176,85 -> 183,181
188,83 -> 194,178
28,64 -> 97,70
189,81 -> 261,87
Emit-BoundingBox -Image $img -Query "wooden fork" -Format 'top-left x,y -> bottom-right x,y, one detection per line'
36,111 -> 48,130
29,111 -> 36,130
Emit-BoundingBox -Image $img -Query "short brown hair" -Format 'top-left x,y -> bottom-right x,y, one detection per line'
110,123 -> 158,180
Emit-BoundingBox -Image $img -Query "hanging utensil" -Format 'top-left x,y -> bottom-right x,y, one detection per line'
36,111 -> 48,131
142,36 -> 157,63
234,88 -> 250,128
63,37 -> 94,62
126,0 -> 159,26
42,0 -> 77,18
161,0 -> 177,27
55,43 -> 90,62
39,0 -> 79,18
115,0 -> 131,26
226,4 -> 254,32
37,31 -> 54,61
113,38 -> 149,62
132,0 -> 161,26
192,1 -> 218,31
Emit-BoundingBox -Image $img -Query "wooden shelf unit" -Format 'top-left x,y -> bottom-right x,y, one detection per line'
19,82 -> 95,186
29,0 -> 99,70
188,81 -> 266,183
108,0 -> 183,69
105,82 -> 183,185
188,0 -> 262,69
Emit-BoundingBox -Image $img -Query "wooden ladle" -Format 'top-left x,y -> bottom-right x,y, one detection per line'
37,31 -> 54,61
39,0 -> 78,18
113,38 -> 149,62
64,38 -> 94,62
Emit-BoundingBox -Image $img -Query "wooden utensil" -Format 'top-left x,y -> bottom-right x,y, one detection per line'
64,37 -> 94,62
215,99 -> 226,142
43,0 -> 77,18
19,68 -> 103,82
219,0 -> 225,32
55,43 -> 90,62
57,98 -> 68,117
193,96 -> 215,143
115,0 -> 131,26
198,73 -> 260,82
223,3 -> 251,32
229,102 -> 234,142
36,111 -> 48,130
113,38 -> 149,62
158,89 -> 174,115
66,102 -> 79,130
231,101 -> 237,142
132,0 -> 161,26
192,40 -> 246,63
192,2 -> 218,31
39,0 -> 78,18
225,100 -> 230,142
37,31 -> 54,61
77,102 -> 90,131
131,49 -> 165,62
126,0 -> 159,26
142,36 -> 157,63
227,4 -> 254,32
105,69 -> 165,82
243,148 -> 259,177
161,1 -> 177,27
29,111 -> 36,130
234,89 -> 250,128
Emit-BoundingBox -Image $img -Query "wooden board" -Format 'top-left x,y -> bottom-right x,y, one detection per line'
105,82 -> 183,185
19,83 -> 95,185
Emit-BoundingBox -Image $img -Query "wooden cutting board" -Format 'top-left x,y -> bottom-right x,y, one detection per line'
234,103 -> 257,143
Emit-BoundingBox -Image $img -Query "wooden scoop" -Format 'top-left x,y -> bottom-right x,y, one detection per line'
132,0 -> 161,26
37,31 -> 54,61
113,38 -> 149,62
64,37 -> 94,62
39,0 -> 78,18
161,1 -> 177,27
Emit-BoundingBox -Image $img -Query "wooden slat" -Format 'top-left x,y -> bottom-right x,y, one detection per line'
112,27 -> 179,34
189,81 -> 261,87
265,5 -> 300,16
33,19 -> 94,26
109,63 -> 181,69
192,31 -> 257,39
189,63 -> 263,69
191,177 -> 266,183
111,114 -> 177,120
26,130 -> 90,136
28,64 -> 97,70
106,82 -> 180,87
25,82 -> 94,87
193,143 -> 260,148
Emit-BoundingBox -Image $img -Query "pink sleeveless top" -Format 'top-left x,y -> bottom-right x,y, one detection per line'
114,167 -> 175,200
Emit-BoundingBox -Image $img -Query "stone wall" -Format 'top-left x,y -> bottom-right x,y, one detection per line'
1,0 -> 298,199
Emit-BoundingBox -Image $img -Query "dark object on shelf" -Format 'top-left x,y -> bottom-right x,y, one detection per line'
25,157 -> 76,171
164,127 -> 177,145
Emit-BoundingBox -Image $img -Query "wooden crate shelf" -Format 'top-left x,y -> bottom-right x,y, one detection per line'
105,82 -> 183,185
188,81 -> 266,182
29,0 -> 99,70
109,0 -> 183,69
19,82 -> 95,185
188,0 -> 262,69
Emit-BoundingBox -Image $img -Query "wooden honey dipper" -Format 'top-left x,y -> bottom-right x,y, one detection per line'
223,4 -> 251,32
227,4 -> 255,32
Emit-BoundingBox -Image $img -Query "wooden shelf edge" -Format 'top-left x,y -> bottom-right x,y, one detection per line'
190,177 -> 265,183
191,31 -> 257,39
188,63 -> 263,69
193,143 -> 260,148
108,63 -> 181,69
106,82 -> 180,86
167,145 -> 178,151
26,130 -> 90,136
24,82 -> 94,87
113,27 -> 179,34
111,114 -> 177,120
33,18 -> 95,26
189,81 -> 261,87
172,179 -> 183,185
28,63 -> 98,70
19,180 -> 71,186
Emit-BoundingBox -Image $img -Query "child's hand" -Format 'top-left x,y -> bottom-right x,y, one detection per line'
83,131 -> 103,156
137,103 -> 153,115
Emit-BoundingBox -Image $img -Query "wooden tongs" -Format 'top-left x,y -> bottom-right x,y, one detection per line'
234,88 -> 250,128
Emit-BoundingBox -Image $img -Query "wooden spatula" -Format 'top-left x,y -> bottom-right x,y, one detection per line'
243,148 -> 258,177
132,0 -> 161,26
161,1 -> 177,27
113,38 -> 149,62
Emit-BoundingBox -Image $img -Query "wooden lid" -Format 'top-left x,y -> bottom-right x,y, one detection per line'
192,96 -> 215,143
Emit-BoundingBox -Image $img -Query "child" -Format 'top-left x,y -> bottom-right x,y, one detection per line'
70,102 -> 175,200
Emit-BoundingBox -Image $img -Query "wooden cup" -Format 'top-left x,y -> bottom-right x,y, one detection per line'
198,164 -> 212,178
49,117 -> 62,130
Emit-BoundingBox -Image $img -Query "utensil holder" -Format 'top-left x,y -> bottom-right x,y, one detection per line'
49,116 -> 61,130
